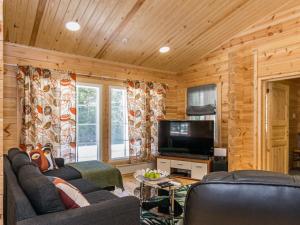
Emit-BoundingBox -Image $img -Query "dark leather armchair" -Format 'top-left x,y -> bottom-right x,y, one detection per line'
184,170 -> 300,225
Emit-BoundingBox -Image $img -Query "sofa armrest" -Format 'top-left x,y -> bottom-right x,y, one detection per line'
17,196 -> 140,225
54,158 -> 65,168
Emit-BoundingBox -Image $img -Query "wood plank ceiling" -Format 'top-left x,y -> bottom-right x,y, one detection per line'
4,0 -> 300,72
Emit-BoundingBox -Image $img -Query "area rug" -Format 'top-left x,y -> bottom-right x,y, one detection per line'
140,186 -> 189,225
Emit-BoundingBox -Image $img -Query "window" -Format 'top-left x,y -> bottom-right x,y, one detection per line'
76,84 -> 101,162
187,84 -> 218,144
110,87 -> 129,160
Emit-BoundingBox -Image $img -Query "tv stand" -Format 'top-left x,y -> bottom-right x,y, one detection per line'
157,155 -> 212,180
160,153 -> 210,160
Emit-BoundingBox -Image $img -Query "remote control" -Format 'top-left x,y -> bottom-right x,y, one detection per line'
157,181 -> 174,188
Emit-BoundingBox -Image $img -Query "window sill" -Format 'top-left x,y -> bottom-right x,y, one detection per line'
108,159 -> 130,165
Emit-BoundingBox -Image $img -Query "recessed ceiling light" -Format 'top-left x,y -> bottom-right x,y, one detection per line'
159,46 -> 170,53
122,38 -> 128,44
65,21 -> 81,31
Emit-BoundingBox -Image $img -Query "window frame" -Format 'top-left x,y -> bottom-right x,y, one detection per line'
108,85 -> 130,162
76,82 -> 103,162
186,82 -> 222,147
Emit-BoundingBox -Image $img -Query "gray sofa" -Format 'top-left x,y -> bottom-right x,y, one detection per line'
4,148 -> 140,225
184,170 -> 300,225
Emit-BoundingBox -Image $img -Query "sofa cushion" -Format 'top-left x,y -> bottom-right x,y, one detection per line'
18,164 -> 65,214
84,190 -> 118,204
50,177 -> 90,209
54,158 -> 65,168
43,165 -> 81,180
68,179 -> 102,194
11,152 -> 31,173
4,156 -> 37,224
7,148 -> 22,161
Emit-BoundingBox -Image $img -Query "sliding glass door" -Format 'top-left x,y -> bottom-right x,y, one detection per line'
110,87 -> 129,160
76,84 -> 101,162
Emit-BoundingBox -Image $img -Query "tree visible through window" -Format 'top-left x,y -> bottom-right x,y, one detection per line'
76,84 -> 101,161
110,87 -> 129,159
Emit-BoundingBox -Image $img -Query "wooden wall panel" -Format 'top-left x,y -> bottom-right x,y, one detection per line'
165,86 -> 180,120
258,38 -> 300,77
0,0 -> 3,223
228,50 -> 254,170
177,50 -> 229,148
3,65 -> 18,152
177,6 -> 300,171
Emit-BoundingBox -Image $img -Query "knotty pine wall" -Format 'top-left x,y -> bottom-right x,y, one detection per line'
3,43 -> 179,160
0,0 -> 3,223
177,5 -> 300,171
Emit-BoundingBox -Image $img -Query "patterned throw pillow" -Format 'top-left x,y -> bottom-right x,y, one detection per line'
29,149 -> 50,172
49,177 -> 90,209
42,143 -> 58,170
28,143 -> 58,172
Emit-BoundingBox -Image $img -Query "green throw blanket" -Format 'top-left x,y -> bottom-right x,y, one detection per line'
68,160 -> 124,190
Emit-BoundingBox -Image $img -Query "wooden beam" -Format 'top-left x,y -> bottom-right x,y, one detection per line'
4,42 -> 177,82
95,0 -> 145,59
29,0 -> 47,46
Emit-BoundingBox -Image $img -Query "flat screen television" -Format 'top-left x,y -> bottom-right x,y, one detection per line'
158,120 -> 214,158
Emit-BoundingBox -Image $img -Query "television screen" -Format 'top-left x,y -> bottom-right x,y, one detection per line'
158,120 -> 214,157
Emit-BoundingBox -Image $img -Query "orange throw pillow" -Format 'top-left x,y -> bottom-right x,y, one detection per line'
29,149 -> 49,172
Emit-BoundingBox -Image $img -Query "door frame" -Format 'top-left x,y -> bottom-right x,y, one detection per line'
255,72 -> 300,171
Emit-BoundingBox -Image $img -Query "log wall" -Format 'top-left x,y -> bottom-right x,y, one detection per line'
177,6 -> 300,170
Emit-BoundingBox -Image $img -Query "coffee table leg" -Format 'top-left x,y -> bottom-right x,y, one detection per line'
169,188 -> 175,225
140,182 -> 144,203
140,182 -> 144,215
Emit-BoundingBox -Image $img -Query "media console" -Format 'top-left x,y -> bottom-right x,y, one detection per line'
157,155 -> 212,180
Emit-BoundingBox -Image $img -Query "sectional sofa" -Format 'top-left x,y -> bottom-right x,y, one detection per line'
4,148 -> 140,225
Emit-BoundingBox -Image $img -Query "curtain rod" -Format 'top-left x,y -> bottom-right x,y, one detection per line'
4,62 -> 168,85
4,62 -> 127,82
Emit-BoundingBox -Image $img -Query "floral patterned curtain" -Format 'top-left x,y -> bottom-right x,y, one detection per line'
17,66 -> 77,163
126,80 -> 167,162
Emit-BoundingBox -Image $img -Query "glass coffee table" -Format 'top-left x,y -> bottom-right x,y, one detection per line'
135,174 -> 196,224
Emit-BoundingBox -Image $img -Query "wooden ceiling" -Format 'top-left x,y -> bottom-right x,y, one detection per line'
4,0 -> 300,72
